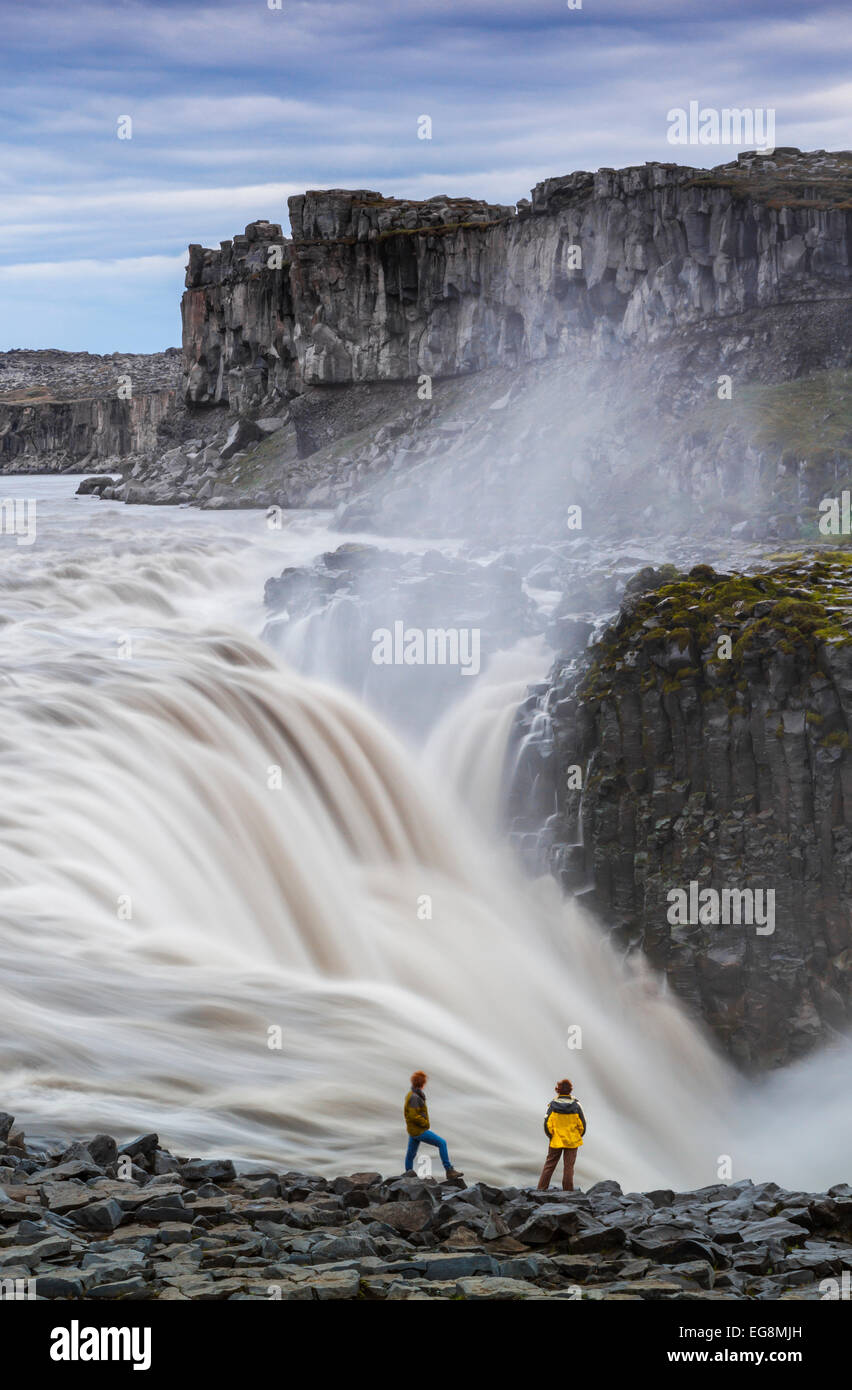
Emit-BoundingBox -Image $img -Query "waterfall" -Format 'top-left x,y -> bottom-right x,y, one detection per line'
424,637 -> 552,831
1,479 -> 849,1191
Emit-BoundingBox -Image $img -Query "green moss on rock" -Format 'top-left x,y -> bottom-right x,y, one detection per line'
581,554 -> 852,707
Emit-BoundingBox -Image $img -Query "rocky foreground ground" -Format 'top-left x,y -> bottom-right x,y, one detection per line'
1,1115 -> 849,1301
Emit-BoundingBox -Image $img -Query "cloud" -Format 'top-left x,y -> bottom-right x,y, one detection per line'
0,254 -> 187,283
0,254 -> 186,354
1,0 -> 849,351
0,183 -> 300,224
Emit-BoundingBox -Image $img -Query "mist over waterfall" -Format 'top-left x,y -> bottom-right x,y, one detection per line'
1,479 -> 849,1194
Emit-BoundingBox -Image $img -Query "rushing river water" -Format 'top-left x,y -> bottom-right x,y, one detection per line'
0,476 -> 849,1189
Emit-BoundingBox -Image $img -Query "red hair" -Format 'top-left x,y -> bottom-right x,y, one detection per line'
410,1070 -> 428,1089
556,1079 -> 573,1096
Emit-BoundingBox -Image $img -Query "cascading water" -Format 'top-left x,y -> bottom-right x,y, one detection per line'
424,638 -> 553,832
1,478 -> 849,1191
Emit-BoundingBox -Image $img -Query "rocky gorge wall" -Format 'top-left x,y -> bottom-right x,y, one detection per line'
181,149 -> 852,410
513,555 -> 852,1071
0,350 -> 182,472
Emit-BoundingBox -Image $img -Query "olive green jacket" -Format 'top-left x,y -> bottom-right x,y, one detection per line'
404,1088 -> 429,1136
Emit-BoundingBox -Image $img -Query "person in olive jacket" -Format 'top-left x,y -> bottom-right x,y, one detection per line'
537,1078 -> 586,1190
403,1070 -> 464,1179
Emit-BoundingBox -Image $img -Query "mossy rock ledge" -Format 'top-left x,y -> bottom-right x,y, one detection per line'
514,555 -> 852,1070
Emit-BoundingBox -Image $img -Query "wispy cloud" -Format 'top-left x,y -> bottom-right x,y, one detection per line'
0,254 -> 186,282
1,0 -> 849,351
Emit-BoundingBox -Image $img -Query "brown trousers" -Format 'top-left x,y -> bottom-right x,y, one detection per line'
537,1145 -> 578,1191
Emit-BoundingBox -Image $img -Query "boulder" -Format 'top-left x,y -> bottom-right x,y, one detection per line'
71,1199 -> 125,1233
220,418 -> 262,461
456,1276 -> 540,1299
513,1204 -> 582,1245
363,1201 -> 432,1235
179,1158 -> 236,1185
119,1133 -> 159,1159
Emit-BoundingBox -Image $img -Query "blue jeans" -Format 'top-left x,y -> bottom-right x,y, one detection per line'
405,1129 -> 452,1172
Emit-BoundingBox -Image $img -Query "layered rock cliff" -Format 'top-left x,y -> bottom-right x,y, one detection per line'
0,350 -> 181,472
181,148 -> 851,411
141,146 -> 850,531
514,554 -> 852,1070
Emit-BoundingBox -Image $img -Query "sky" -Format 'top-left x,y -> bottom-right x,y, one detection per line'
1,0 -> 849,354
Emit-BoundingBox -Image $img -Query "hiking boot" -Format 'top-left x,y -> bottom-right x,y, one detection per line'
444,1168 -> 464,1180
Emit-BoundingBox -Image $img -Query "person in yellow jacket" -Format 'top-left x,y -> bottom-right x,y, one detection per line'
537,1078 -> 586,1190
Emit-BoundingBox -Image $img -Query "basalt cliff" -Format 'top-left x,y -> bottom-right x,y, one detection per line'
149,147 -> 850,532
182,149 -> 850,404
0,350 -> 181,473
510,555 -> 852,1071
